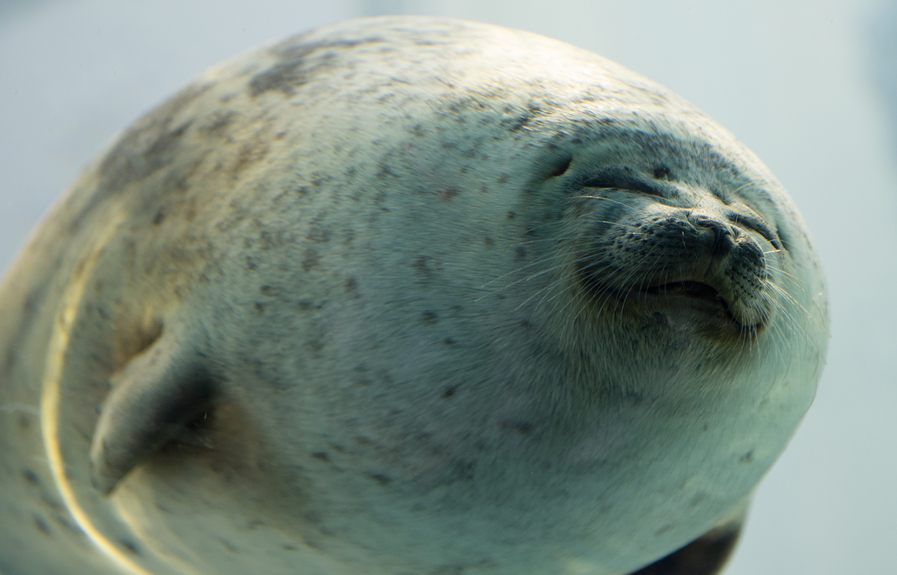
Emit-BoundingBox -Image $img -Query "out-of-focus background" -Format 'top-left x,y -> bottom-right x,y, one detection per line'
1,0 -> 895,573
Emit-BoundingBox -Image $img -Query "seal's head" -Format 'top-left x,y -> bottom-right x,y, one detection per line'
0,15 -> 828,575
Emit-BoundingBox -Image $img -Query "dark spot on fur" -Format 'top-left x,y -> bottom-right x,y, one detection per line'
520,320 -> 532,329
302,247 -> 320,271
308,336 -> 325,354
413,255 -> 438,281
438,187 -> 461,201
152,207 -> 166,225
345,276 -> 360,297
499,420 -> 534,436
217,537 -> 238,553
120,539 -> 140,555
22,469 -> 39,486
282,544 -> 299,551
506,211 -> 516,220
307,225 -> 331,243
304,510 -> 323,524
249,39 -> 370,96
443,337 -> 456,345
377,163 -> 396,179
17,414 -> 30,431
52,513 -> 80,534
498,173 -> 510,184
484,236 -> 494,247
501,103 -> 542,131
514,246 -> 527,260
442,386 -> 457,399
451,461 -> 476,482
312,451 -> 329,462
422,311 -> 438,325
370,473 -> 392,485
33,515 -> 51,536
653,165 -> 672,179
229,142 -> 270,176
99,118 -> 193,195
689,493 -> 708,508
199,110 -> 238,134
740,450 -> 754,463
254,302 -> 265,314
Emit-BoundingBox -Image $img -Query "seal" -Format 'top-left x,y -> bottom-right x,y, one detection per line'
0,15 -> 829,575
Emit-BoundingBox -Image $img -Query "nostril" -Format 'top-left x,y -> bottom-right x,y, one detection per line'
690,214 -> 735,256
692,215 -> 731,238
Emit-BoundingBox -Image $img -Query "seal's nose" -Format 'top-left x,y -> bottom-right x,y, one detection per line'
690,212 -> 736,258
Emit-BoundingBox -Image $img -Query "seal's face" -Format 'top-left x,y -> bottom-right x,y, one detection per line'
0,15 -> 828,575
566,142 -> 783,340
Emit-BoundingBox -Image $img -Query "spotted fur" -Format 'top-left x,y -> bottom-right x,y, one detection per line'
0,16 -> 828,575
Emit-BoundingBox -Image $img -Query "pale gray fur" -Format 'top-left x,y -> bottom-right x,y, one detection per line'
0,16 -> 828,575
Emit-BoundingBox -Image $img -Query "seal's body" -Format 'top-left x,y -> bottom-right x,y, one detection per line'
0,16 -> 828,575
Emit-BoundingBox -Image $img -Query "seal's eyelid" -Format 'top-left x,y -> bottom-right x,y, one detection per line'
580,169 -> 667,198
727,212 -> 782,249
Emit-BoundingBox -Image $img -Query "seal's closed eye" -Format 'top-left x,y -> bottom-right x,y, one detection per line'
89,324 -> 218,495
726,210 -> 782,250
581,167 -> 673,198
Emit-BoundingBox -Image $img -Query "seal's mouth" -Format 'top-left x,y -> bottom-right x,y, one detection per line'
588,279 -> 758,331
577,262 -> 765,333
645,281 -> 724,304
640,280 -> 753,329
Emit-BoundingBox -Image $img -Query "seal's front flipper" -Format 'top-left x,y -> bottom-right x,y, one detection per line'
89,324 -> 217,495
629,506 -> 746,575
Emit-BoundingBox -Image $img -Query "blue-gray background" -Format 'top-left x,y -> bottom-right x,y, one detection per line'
1,1 -> 895,573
